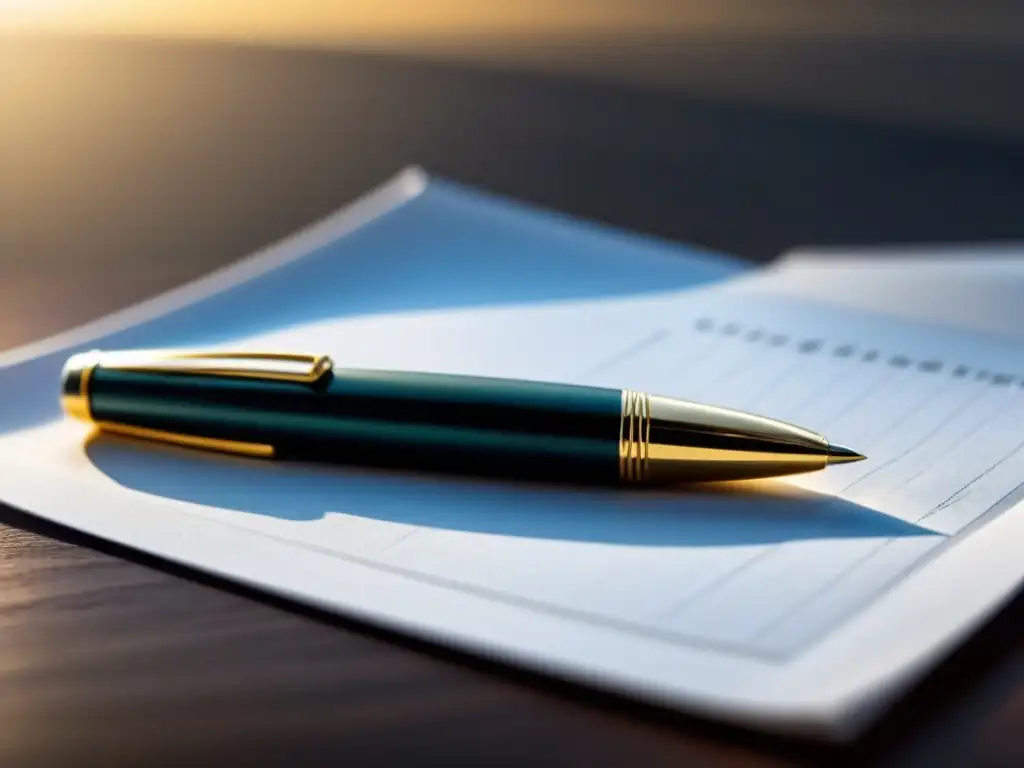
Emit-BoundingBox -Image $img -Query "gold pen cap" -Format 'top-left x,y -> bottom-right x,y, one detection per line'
60,348 -> 333,426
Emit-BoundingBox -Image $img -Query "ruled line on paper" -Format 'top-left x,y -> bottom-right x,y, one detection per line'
543,299 -> 1024,655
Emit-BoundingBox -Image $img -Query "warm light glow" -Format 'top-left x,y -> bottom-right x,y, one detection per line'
0,0 -> 77,9
2,1 -> 1017,47
0,1 -> 765,43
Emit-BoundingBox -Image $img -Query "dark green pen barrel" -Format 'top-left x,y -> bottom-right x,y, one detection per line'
89,368 -> 623,482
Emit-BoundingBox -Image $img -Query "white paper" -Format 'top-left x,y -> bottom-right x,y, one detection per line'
765,242 -> 1024,339
3,171 -> 1024,741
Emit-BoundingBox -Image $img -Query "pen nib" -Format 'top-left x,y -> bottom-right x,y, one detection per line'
827,443 -> 867,465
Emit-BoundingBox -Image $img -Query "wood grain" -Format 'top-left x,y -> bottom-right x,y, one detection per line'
3,33 -> 1024,767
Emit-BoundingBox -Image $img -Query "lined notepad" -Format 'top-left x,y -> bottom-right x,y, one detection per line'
210,280 -> 1021,660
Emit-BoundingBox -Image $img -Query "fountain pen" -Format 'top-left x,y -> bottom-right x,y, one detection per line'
60,349 -> 865,484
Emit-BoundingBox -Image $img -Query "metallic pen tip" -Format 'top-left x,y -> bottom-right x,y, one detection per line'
827,443 -> 867,465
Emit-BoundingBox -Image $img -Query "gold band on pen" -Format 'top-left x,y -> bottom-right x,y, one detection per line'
60,349 -> 100,425
618,389 -> 651,483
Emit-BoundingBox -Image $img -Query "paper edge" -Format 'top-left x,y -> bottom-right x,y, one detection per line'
0,166 -> 428,368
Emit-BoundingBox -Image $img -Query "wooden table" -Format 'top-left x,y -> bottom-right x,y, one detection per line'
4,34 -> 1024,766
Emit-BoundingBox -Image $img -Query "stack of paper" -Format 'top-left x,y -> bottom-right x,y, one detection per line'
3,168 -> 1023,741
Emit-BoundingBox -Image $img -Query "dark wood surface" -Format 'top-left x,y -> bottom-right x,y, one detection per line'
4,33 -> 1024,767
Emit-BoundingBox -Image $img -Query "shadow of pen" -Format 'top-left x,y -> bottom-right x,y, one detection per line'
86,432 -> 936,548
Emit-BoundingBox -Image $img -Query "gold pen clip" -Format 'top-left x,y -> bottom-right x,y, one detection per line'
96,350 -> 334,384
61,350 -> 335,459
